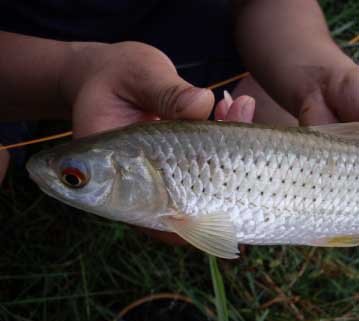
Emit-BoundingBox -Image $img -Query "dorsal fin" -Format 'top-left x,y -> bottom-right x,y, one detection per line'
309,122 -> 359,140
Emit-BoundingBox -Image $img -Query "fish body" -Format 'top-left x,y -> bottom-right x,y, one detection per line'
27,121 -> 359,258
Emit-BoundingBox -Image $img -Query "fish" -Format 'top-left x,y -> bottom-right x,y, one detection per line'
26,120 -> 359,259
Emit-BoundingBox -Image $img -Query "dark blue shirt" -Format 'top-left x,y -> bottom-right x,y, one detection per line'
0,0 -> 242,76
0,0 -> 161,42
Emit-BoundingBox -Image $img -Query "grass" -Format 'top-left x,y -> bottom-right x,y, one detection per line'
1,1 -> 359,320
210,256 -> 229,321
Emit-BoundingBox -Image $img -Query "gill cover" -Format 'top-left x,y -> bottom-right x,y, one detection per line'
112,152 -> 169,220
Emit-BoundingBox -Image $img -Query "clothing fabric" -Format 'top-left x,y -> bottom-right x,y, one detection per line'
0,0 -> 243,85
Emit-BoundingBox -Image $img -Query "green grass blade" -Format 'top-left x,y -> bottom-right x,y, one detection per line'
209,255 -> 229,321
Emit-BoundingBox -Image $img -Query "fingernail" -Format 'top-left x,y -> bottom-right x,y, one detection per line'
176,87 -> 214,119
223,90 -> 233,108
241,97 -> 255,118
242,97 -> 255,109
176,88 -> 208,111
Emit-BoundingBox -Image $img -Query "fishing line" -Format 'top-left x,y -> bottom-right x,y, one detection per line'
0,131 -> 72,151
0,34 -> 358,152
207,72 -> 250,90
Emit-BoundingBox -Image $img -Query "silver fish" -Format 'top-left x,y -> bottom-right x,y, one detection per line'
26,121 -> 359,259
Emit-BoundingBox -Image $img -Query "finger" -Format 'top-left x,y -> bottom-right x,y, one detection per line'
214,90 -> 234,120
299,89 -> 338,126
136,76 -> 214,121
224,95 -> 255,123
215,99 -> 230,120
329,67 -> 359,122
120,43 -> 215,120
231,75 -> 298,126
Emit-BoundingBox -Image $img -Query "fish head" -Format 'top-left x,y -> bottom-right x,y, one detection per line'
26,143 -> 119,216
26,140 -> 169,228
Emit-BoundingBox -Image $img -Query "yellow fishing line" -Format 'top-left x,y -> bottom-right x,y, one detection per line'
0,131 -> 72,151
1,34 -> 358,152
207,72 -> 250,90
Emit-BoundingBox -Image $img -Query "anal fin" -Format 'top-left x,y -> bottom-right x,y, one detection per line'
311,235 -> 359,247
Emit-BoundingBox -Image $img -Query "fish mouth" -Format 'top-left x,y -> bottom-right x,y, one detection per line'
26,155 -> 46,185
26,153 -> 56,190
26,156 -> 67,202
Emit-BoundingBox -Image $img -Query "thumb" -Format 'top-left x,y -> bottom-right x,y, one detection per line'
298,88 -> 338,126
141,81 -> 214,120
122,43 -> 215,120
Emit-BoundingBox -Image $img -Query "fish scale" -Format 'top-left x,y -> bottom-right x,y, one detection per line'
122,122 -> 359,245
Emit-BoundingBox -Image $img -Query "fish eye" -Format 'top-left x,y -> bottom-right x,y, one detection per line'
58,159 -> 89,188
60,167 -> 88,188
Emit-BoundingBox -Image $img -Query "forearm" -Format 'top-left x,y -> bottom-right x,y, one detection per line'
0,31 -> 72,120
234,0 -> 353,116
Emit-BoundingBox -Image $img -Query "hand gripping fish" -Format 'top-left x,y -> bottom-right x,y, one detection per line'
27,121 -> 359,259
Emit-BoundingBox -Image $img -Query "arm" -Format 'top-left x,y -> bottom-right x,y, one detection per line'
234,0 -> 358,124
0,31 -> 71,120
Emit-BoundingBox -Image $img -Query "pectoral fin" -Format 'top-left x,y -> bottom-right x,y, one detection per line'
311,235 -> 359,247
309,122 -> 359,141
162,212 -> 239,259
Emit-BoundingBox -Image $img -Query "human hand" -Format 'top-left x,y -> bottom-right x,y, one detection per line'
297,62 -> 358,126
61,41 -> 214,138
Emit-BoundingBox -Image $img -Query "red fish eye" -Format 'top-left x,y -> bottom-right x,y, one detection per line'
60,167 -> 88,188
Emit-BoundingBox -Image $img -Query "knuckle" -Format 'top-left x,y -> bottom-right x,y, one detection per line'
157,84 -> 190,119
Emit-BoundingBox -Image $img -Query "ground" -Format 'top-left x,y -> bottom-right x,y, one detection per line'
0,1 -> 359,320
